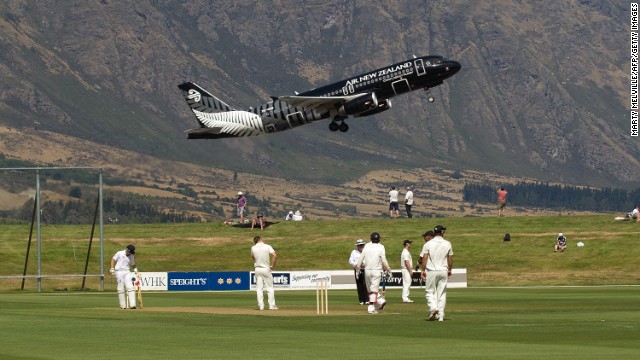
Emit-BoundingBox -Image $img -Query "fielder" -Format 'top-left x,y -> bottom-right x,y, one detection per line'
356,232 -> 390,315
400,239 -> 414,303
420,225 -> 453,322
109,245 -> 139,310
251,236 -> 278,310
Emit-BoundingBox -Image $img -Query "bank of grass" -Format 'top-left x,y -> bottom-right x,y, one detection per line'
0,214 -> 639,291
0,287 -> 639,359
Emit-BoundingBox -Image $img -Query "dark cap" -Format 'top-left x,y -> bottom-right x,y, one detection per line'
370,232 -> 381,240
434,225 -> 447,233
126,244 -> 135,254
403,239 -> 412,246
422,230 -> 435,237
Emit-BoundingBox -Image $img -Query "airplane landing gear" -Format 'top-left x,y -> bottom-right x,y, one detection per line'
425,88 -> 434,103
329,120 -> 349,132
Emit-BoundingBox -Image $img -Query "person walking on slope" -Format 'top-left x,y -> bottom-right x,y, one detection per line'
497,187 -> 508,217
237,191 -> 247,222
420,225 -> 453,322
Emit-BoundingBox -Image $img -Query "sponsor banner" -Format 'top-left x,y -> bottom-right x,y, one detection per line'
333,269 -> 467,289
168,272 -> 210,291
157,269 -> 466,291
211,271 -> 250,291
325,270 -> 353,290
289,271 -> 331,289
250,272 -> 291,289
139,272 -> 168,291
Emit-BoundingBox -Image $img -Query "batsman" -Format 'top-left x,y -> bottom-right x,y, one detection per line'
109,245 -> 139,309
356,232 -> 390,315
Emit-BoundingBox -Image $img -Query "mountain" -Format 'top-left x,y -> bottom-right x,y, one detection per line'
0,0 -> 637,189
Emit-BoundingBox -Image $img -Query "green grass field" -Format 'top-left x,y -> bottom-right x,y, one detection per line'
1,287 -> 638,359
0,215 -> 639,359
1,214 -> 638,290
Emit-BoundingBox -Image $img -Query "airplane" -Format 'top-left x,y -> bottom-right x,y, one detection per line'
178,55 -> 460,139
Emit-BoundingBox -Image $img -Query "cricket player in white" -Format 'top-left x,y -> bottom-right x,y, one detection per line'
251,236 -> 278,310
109,245 -> 138,309
400,240 -> 414,303
420,225 -> 453,321
356,232 -> 390,314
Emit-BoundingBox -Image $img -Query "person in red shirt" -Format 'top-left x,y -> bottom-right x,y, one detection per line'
497,187 -> 508,217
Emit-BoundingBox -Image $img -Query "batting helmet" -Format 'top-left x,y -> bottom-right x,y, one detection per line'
126,244 -> 136,254
370,232 -> 381,242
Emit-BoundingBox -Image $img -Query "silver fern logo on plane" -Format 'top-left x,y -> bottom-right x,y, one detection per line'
187,89 -> 201,103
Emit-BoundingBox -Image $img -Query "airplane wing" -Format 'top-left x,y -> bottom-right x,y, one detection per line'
277,93 -> 370,113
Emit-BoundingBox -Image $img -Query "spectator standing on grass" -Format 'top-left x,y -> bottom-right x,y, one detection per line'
389,186 -> 400,218
237,191 -> 247,222
251,236 -> 278,310
554,233 -> 567,252
348,239 -> 369,305
356,232 -> 391,315
420,225 -> 453,322
497,187 -> 508,217
405,187 -> 414,218
401,239 -> 414,303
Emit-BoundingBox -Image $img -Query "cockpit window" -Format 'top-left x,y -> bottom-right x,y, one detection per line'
427,58 -> 444,66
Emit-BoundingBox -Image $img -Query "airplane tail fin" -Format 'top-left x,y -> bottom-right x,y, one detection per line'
177,82 -> 236,127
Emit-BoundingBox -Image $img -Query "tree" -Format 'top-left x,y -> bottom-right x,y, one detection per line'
69,186 -> 82,199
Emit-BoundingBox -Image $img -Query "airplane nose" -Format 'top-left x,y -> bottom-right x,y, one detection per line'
446,61 -> 461,74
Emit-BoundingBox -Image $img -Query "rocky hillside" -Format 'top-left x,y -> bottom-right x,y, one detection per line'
0,0 -> 636,188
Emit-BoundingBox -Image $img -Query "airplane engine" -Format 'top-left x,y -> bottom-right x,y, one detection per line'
338,93 -> 378,116
354,99 -> 392,117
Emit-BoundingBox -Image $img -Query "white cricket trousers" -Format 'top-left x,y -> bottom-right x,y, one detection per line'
254,267 -> 276,310
401,268 -> 412,301
115,270 -> 136,309
425,270 -> 448,318
364,269 -> 382,294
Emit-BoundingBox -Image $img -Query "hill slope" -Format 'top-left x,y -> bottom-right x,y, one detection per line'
0,1 -> 637,188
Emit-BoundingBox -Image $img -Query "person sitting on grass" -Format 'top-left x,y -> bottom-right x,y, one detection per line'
554,233 -> 567,252
627,205 -> 640,222
252,214 -> 265,231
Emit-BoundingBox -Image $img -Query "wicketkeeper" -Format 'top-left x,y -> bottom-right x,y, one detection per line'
110,244 -> 139,309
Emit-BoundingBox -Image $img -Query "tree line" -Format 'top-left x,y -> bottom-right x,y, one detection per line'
463,182 -> 640,212
1,197 -> 201,224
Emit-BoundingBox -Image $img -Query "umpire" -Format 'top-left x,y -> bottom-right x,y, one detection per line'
349,239 -> 368,305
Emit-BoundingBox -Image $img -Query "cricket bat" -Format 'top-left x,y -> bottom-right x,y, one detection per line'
136,273 -> 143,309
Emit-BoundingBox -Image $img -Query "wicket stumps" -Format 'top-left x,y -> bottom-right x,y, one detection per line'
316,280 -> 329,315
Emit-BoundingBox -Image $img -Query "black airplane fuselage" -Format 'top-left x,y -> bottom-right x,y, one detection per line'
178,55 -> 460,138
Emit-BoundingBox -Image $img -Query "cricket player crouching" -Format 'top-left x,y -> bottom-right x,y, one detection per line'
110,244 -> 139,309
